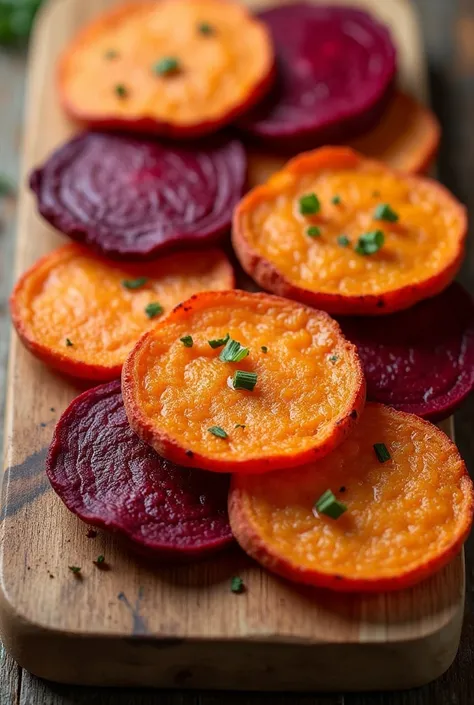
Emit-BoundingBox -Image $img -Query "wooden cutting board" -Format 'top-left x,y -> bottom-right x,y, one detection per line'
0,0 -> 464,692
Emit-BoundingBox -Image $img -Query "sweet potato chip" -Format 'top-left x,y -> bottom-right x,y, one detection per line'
122,290 -> 365,474
11,244 -> 234,380
229,403 -> 474,592
233,147 -> 467,315
58,0 -> 275,137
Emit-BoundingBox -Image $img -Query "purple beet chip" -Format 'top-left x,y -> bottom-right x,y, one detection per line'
46,380 -> 233,559
338,284 -> 474,422
239,3 -> 397,150
30,132 -> 246,260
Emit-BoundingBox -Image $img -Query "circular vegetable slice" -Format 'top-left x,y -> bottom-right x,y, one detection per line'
10,244 -> 234,381
239,3 -> 396,149
122,290 -> 365,474
246,92 -> 441,188
338,283 -> 474,422
229,403 -> 474,592
47,380 -> 233,559
233,147 -> 467,316
30,132 -> 246,260
58,0 -> 275,138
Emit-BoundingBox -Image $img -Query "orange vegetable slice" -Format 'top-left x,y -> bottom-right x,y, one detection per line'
233,146 -> 466,315
247,92 -> 441,188
122,290 -> 365,474
10,244 -> 234,381
229,403 -> 474,592
58,0 -> 275,138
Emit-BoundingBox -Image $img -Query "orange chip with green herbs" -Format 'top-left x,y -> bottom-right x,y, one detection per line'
122,290 -> 365,474
233,146 -> 466,315
229,403 -> 474,592
58,0 -> 275,138
10,244 -> 234,381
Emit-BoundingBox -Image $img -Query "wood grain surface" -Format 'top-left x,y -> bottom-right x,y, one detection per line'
1,0 -> 473,702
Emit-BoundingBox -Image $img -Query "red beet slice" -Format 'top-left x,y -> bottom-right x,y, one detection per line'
239,4 -> 396,150
30,132 -> 246,260
338,284 -> 474,422
46,380 -> 233,559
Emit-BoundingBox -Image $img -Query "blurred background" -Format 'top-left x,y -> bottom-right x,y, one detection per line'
0,0 -> 473,704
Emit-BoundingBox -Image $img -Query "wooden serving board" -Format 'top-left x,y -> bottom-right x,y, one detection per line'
0,0 -> 464,692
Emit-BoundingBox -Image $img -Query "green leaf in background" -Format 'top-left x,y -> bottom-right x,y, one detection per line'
0,0 -> 43,46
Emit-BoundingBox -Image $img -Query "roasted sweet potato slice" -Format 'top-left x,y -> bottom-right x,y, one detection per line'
229,403 -> 474,592
30,132 -> 246,260
247,92 -> 441,188
122,290 -> 365,474
58,0 -> 275,138
10,244 -> 234,381
233,147 -> 467,315
47,380 -> 233,559
239,3 -> 396,149
338,283 -> 474,422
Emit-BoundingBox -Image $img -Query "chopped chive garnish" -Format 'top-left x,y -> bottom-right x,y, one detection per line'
232,370 -> 257,391
115,83 -> 128,98
219,338 -> 249,363
373,443 -> 391,463
198,21 -> 214,35
95,555 -> 105,565
68,565 -> 81,574
329,354 -> 338,362
105,49 -> 119,59
307,226 -> 321,238
261,346 -> 268,353
231,576 -> 244,593
337,235 -> 350,247
314,490 -> 347,520
299,192 -> 320,215
65,338 -> 73,347
235,423 -> 246,429
122,277 -> 148,290
208,334 -> 229,349
180,335 -> 193,348
374,203 -> 399,223
208,426 -> 228,439
331,194 -> 342,205
355,230 -> 384,255
145,302 -> 164,319
154,57 -> 180,76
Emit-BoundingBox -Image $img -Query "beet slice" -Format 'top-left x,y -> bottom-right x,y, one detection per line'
239,3 -> 396,150
338,284 -> 474,422
30,132 -> 246,260
46,380 -> 233,559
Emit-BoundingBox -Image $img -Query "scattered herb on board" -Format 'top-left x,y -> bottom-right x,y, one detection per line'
208,333 -> 230,349
65,338 -> 73,347
374,203 -> 399,223
337,235 -> 350,247
232,370 -> 257,391
219,337 -> 249,362
374,443 -> 391,463
145,302 -> 164,319
208,426 -> 228,439
115,83 -> 128,98
331,194 -> 342,205
231,576 -> 245,593
355,230 -> 384,255
94,555 -> 105,567
198,22 -> 215,35
180,335 -> 193,348
299,192 -> 320,215
314,490 -> 347,520
154,57 -> 180,76
68,565 -> 81,574
261,346 -> 268,353
235,423 -> 246,429
122,277 -> 148,290
306,226 -> 321,238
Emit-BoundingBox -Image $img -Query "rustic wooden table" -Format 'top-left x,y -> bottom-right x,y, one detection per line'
0,0 -> 473,702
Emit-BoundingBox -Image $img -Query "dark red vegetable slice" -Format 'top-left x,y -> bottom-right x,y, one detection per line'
46,380 -> 233,558
338,284 -> 474,422
30,132 -> 246,260
238,3 -> 396,150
